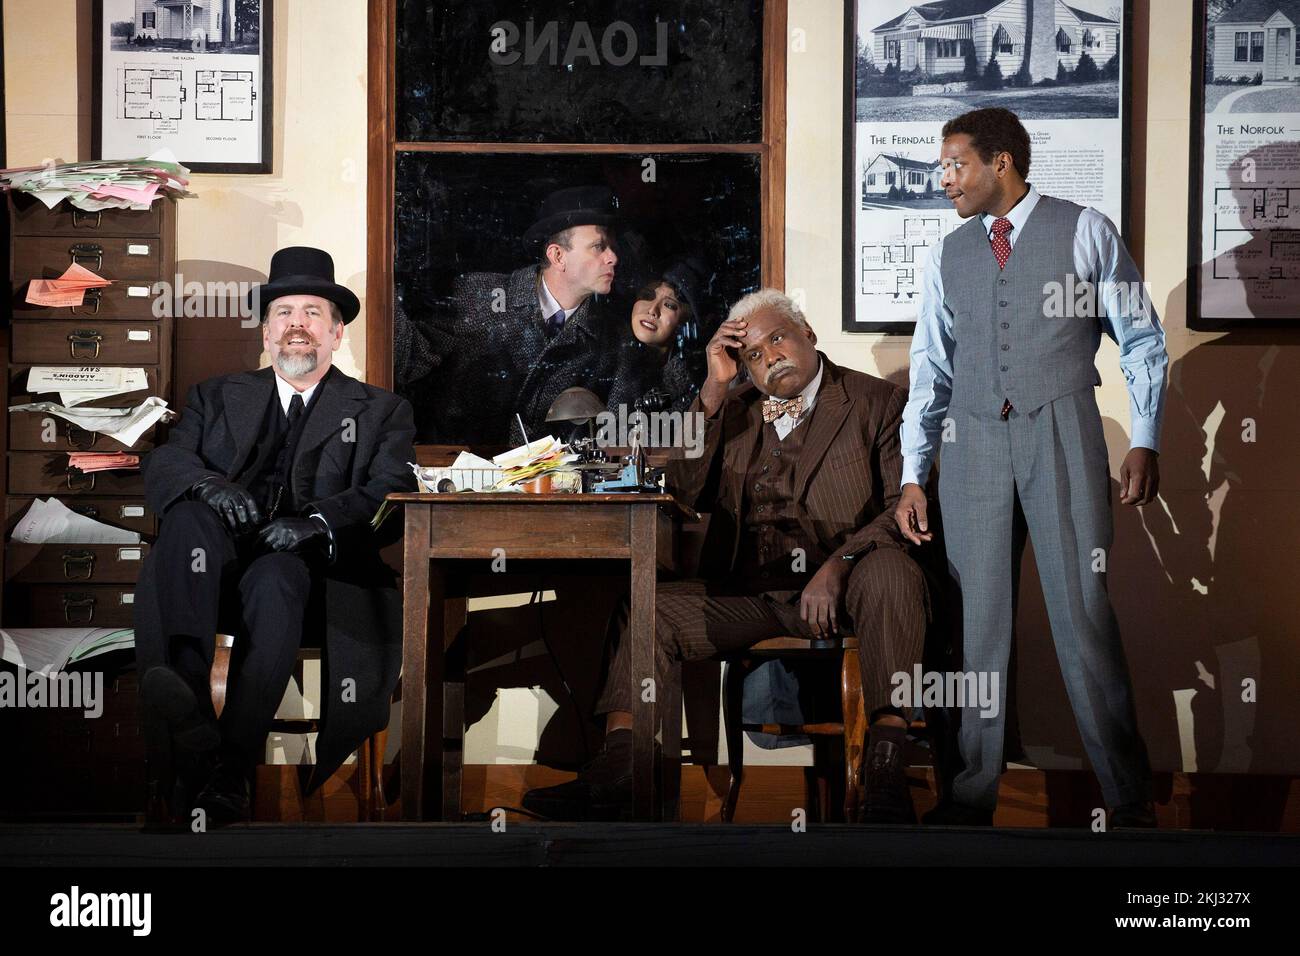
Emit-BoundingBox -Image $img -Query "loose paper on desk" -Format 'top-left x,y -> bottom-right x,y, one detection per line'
10,497 -> 140,545
0,149 -> 191,212
24,262 -> 112,308
1,627 -> 135,675
26,366 -> 149,406
8,397 -> 173,448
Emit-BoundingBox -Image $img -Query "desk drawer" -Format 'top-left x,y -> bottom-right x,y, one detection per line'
11,194 -> 163,237
11,321 -> 161,365
13,585 -> 137,627
425,503 -> 633,558
9,453 -> 144,496
9,365 -> 160,410
11,280 -> 163,319
6,496 -> 157,537
8,409 -> 156,452
14,236 -> 165,283
6,542 -> 149,584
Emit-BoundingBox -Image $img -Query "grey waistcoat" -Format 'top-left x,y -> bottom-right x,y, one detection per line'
940,194 -> 1100,417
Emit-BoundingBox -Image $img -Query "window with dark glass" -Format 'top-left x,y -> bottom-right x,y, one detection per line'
1251,31 -> 1264,62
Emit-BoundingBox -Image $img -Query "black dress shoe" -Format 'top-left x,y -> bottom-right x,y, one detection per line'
141,666 -> 220,754
195,758 -> 251,827
522,729 -> 633,821
860,738 -> 916,824
1110,800 -> 1157,829
922,800 -> 994,826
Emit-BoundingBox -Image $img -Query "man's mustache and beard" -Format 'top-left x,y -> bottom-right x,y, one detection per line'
764,357 -> 797,390
274,329 -> 322,377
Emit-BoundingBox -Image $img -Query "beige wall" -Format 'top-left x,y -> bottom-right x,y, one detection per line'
8,1 -> 1297,774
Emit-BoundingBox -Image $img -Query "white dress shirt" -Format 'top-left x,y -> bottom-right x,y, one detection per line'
899,183 -> 1168,488
771,357 -> 824,441
538,276 -> 581,326
273,373 -> 320,414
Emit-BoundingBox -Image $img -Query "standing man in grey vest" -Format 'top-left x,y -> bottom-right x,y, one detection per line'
895,108 -> 1167,828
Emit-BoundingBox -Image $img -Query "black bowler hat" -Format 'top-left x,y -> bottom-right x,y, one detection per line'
246,246 -> 361,324
523,185 -> 620,250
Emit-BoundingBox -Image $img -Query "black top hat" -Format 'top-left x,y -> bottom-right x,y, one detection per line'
523,186 -> 620,250
246,246 -> 361,324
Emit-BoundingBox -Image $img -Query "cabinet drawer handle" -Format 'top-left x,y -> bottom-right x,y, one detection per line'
71,210 -> 103,229
69,288 -> 103,316
68,329 -> 103,358
63,592 -> 96,624
62,549 -> 96,580
69,242 -> 104,270
65,423 -> 100,449
66,470 -> 97,492
72,504 -> 101,519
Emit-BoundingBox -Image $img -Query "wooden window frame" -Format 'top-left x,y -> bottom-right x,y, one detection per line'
364,0 -> 787,390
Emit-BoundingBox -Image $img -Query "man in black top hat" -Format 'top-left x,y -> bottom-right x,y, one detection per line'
395,185 -> 630,446
135,247 -> 416,824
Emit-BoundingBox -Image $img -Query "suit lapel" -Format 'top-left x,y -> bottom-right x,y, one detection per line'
793,358 -> 852,502
292,367 -> 368,477
221,368 -> 275,479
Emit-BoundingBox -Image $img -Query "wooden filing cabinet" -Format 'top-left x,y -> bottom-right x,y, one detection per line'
4,194 -> 177,628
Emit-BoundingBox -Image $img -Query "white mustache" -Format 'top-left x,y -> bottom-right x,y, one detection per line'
765,359 -> 796,385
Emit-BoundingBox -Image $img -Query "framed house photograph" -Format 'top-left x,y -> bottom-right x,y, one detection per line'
92,0 -> 273,173
843,0 -> 1133,333
1188,0 -> 1300,330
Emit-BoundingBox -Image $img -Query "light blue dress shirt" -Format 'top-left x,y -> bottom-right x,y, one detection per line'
899,184 -> 1167,488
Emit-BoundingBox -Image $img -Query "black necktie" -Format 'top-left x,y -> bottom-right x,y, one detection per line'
286,392 -> 305,430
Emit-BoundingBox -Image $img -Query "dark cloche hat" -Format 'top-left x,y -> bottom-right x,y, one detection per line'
246,246 -> 361,324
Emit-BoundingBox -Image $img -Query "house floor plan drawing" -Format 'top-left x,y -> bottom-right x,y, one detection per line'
858,216 -> 950,299
194,70 -> 256,122
1211,186 -> 1300,281
121,68 -> 185,132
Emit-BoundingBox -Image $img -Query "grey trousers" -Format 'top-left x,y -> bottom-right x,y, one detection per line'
939,387 -> 1152,810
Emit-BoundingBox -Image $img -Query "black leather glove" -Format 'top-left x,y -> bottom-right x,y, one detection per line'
192,478 -> 262,534
256,517 -> 326,554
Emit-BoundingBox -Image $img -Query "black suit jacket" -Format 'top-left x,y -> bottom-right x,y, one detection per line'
141,365 -> 417,788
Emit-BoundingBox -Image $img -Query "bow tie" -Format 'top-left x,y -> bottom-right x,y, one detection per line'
762,395 -> 805,423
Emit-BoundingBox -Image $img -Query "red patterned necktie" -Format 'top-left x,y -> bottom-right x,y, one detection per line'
762,395 -> 804,423
990,217 -> 1014,269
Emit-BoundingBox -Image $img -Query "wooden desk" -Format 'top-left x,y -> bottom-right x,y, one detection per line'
388,491 -> 690,822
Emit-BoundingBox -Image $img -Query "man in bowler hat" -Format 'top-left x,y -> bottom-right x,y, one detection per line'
395,185 -> 629,445
135,246 -> 416,823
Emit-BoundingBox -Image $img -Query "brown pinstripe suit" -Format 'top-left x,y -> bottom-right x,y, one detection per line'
598,354 -> 931,717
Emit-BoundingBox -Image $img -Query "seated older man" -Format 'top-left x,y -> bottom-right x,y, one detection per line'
135,247 -> 416,825
524,289 -> 932,822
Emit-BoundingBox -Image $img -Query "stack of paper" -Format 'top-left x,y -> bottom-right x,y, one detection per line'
1,628 -> 135,676
26,366 -> 149,407
10,498 -> 141,545
9,397 -> 173,449
0,149 -> 191,212
68,452 -> 139,474
492,436 -> 579,489
24,263 -> 113,308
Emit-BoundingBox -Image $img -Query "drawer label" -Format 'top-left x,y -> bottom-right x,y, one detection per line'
127,330 -> 152,341
120,505 -> 145,518
118,548 -> 142,561
127,244 -> 151,255
127,286 -> 150,297
119,593 -> 134,605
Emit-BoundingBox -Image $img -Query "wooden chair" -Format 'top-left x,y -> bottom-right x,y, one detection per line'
210,635 -> 389,822
719,634 -> 925,823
